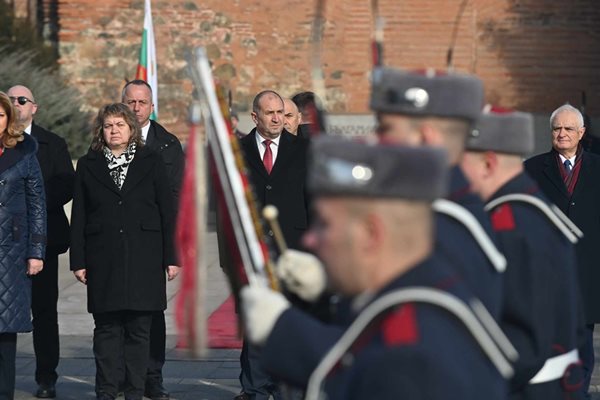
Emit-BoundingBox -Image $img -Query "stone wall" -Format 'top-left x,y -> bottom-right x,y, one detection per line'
15,0 -> 600,141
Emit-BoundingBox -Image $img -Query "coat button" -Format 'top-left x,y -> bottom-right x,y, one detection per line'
571,202 -> 575,206
266,185 -> 272,190
268,230 -> 274,237
118,200 -> 123,205
119,228 -> 124,233
0,180 -> 5,185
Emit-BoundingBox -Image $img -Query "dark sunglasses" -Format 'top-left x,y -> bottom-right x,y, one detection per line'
9,96 -> 35,106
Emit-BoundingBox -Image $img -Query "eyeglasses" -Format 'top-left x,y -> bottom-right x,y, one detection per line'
9,96 -> 35,106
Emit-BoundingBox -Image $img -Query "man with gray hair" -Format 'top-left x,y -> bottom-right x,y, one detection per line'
525,103 -> 600,399
283,98 -> 302,136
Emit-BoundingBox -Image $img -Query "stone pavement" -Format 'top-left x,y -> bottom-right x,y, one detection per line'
12,231 -> 600,399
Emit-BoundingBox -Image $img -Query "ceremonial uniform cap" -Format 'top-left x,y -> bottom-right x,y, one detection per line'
467,107 -> 535,156
308,136 -> 448,200
370,67 -> 484,122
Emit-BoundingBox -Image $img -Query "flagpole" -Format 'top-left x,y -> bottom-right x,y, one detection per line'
191,101 -> 207,357
136,0 -> 158,119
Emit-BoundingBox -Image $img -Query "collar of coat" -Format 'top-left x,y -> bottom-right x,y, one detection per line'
0,133 -> 38,175
82,144 -> 156,196
240,128 -> 300,179
147,120 -> 179,148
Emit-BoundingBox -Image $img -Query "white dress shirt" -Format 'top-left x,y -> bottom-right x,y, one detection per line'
141,122 -> 151,143
558,154 -> 576,169
255,132 -> 281,165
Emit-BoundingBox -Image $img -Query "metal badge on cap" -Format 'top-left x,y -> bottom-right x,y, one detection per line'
405,87 -> 429,108
326,158 -> 373,186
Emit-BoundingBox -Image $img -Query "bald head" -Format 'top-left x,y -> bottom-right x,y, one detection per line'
283,98 -> 302,135
7,85 -> 37,126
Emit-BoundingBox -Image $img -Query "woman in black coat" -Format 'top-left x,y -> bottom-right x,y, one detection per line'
0,91 -> 46,399
70,103 -> 178,400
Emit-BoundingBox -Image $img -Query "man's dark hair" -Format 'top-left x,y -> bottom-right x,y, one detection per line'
252,90 -> 283,114
122,79 -> 153,101
292,91 -> 318,112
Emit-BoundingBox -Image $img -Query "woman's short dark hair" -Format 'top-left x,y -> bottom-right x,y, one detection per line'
0,91 -> 24,149
91,103 -> 143,151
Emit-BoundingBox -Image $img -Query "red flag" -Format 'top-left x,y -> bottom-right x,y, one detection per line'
174,111 -> 207,355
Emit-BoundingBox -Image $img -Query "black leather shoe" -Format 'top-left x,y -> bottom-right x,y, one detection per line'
144,385 -> 170,400
233,393 -> 250,400
35,383 -> 56,399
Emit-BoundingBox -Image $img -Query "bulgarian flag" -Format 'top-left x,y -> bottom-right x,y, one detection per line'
135,0 -> 158,120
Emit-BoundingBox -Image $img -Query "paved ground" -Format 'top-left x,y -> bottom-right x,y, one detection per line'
12,231 -> 600,399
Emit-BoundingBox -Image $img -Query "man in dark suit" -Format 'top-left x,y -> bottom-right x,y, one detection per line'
524,103 -> 600,399
122,80 -> 184,400
235,90 -> 310,400
7,85 -> 75,399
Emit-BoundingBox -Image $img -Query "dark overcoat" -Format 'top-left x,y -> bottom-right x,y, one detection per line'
147,120 -> 184,204
69,146 -> 176,314
0,134 -> 47,332
30,123 -> 74,255
239,129 -> 310,250
525,150 -> 600,323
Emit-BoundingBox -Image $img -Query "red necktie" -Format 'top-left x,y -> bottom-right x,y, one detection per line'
263,139 -> 273,174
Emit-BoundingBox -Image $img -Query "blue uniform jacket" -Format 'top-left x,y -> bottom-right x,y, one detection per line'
487,172 -> 582,399
262,257 -> 507,399
434,166 -> 504,317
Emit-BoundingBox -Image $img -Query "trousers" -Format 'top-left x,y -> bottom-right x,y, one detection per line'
0,333 -> 17,400
31,252 -> 60,385
93,311 -> 153,399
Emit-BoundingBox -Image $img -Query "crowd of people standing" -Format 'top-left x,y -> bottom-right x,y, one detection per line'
0,64 -> 599,400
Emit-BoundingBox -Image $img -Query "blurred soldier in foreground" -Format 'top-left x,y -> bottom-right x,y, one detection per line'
525,104 -> 600,399
462,108 -> 583,399
256,67 -> 507,385
370,67 -> 505,317
242,138 -> 508,399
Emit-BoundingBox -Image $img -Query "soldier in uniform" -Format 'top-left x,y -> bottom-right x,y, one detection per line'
370,67 -> 505,318
242,138 -> 509,399
257,67 -> 510,385
461,108 -> 583,399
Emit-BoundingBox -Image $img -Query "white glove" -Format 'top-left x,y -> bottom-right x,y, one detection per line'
276,249 -> 327,302
241,285 -> 290,345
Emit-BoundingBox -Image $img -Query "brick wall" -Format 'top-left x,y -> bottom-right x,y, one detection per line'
19,0 -> 600,140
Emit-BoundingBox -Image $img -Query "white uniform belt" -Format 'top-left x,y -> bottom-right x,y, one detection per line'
529,349 -> 579,384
